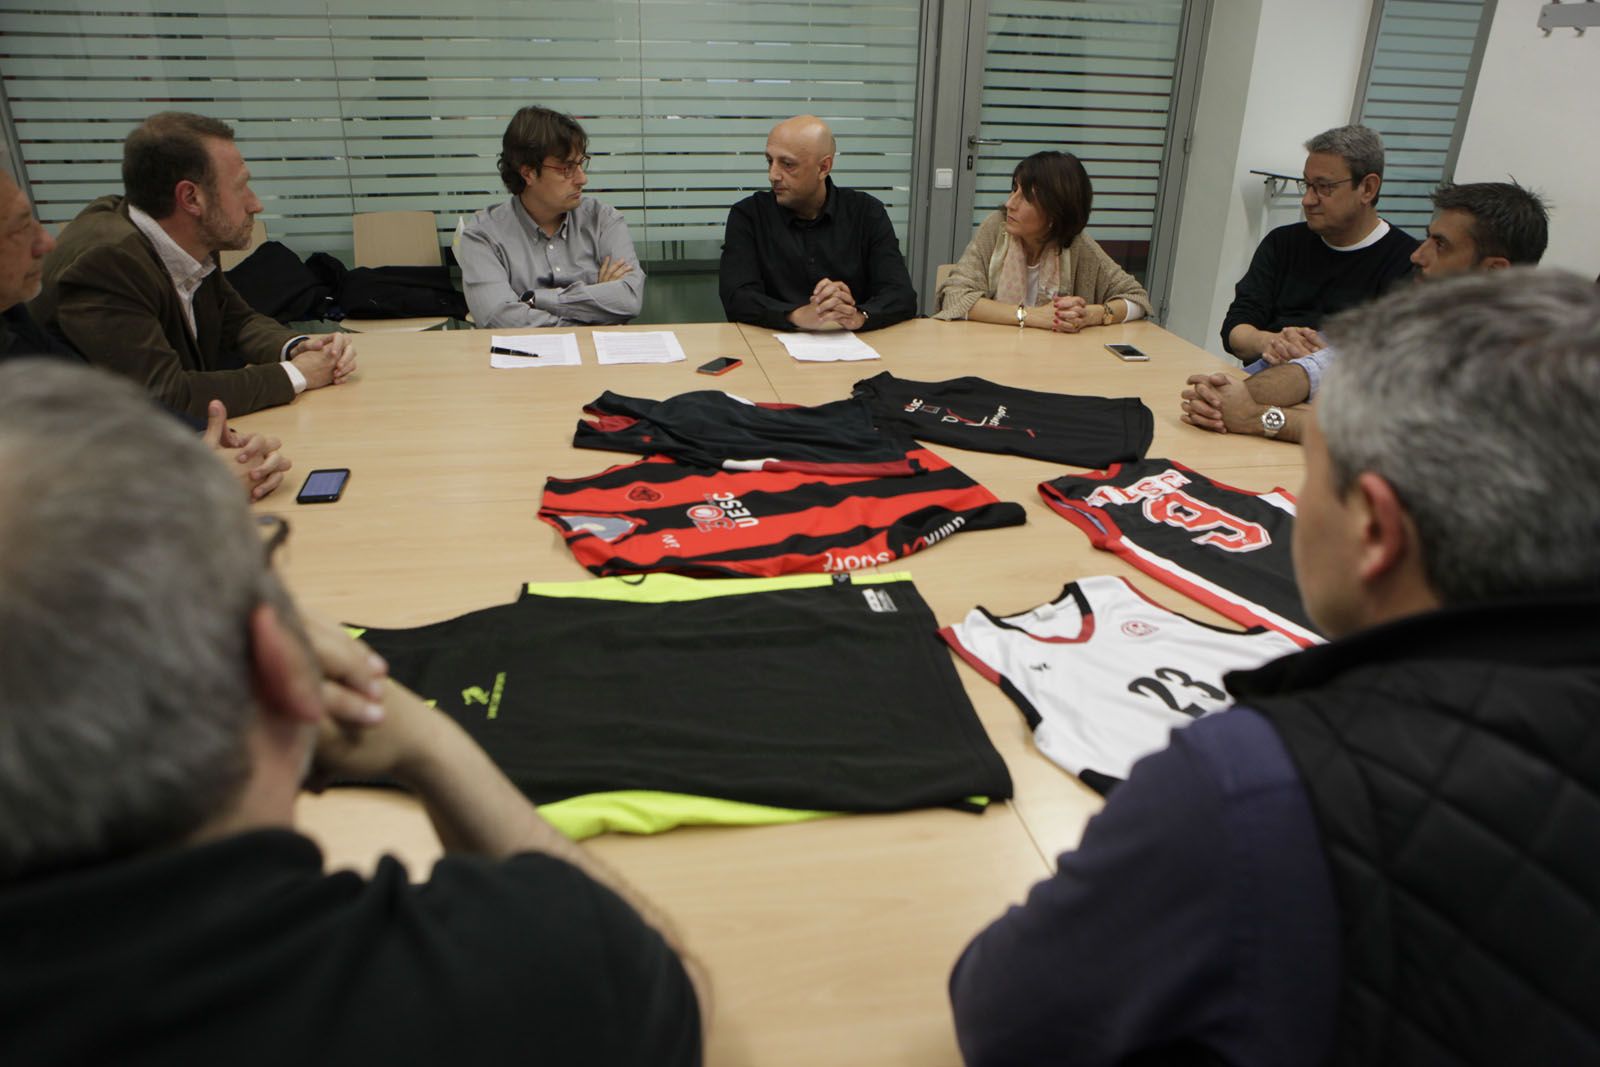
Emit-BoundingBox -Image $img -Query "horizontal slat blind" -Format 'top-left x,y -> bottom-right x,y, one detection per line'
2,0 -> 920,257
973,0 -> 1183,243
1357,0 -> 1489,235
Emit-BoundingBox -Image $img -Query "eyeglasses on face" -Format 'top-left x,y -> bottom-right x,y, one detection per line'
543,154 -> 591,178
1294,176 -> 1356,198
256,513 -> 290,564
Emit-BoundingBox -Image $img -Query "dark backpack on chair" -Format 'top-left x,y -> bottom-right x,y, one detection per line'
335,265 -> 469,321
225,241 -> 333,323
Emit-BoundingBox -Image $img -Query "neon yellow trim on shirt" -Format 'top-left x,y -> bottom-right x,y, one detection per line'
539,790 -> 839,841
344,626 -> 366,639
522,570 -> 913,603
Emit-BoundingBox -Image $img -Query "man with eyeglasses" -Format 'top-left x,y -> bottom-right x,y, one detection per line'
0,360 -> 707,1064
1183,180 -> 1549,445
459,106 -> 644,328
1219,124 -> 1417,367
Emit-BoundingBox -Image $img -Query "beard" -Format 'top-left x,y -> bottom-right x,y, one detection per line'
200,201 -> 255,252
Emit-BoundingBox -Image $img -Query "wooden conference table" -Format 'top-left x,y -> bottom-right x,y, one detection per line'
240,317 -> 1304,1066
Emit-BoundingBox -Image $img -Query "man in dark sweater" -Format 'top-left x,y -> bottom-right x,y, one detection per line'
951,268 -> 1600,1064
0,362 -> 707,1065
30,111 -> 357,418
1221,124 -> 1416,363
719,114 -> 917,332
1184,180 -> 1551,445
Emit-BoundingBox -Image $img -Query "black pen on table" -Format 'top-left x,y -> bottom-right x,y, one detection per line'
491,345 -> 543,357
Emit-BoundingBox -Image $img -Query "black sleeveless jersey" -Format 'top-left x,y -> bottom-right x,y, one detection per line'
1039,459 -> 1322,645
574,389 -> 915,475
852,371 -> 1153,467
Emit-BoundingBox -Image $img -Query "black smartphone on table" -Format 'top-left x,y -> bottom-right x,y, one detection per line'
297,468 -> 350,504
696,357 -> 743,376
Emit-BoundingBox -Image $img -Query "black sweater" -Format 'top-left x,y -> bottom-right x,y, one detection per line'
1221,221 -> 1417,354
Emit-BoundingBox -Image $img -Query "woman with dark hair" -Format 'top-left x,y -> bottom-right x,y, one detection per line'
935,151 -> 1150,332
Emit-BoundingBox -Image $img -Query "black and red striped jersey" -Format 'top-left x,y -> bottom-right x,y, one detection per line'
573,389 -> 915,475
852,371 -> 1153,467
540,447 -> 1027,577
1039,459 -> 1323,645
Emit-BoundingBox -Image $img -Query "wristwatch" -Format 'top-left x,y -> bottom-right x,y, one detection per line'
1102,302 -> 1116,326
1016,304 -> 1027,328
1260,406 -> 1287,438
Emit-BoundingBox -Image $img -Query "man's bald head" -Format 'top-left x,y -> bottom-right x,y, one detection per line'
0,169 -> 55,309
765,115 -> 837,219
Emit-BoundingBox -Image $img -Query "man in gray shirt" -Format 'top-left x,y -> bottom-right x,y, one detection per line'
458,106 -> 644,328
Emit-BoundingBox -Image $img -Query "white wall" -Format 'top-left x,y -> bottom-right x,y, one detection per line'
1453,0 -> 1600,278
1165,0 -> 1377,358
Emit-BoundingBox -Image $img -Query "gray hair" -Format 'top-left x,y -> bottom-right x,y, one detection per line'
0,362 -> 287,879
1304,124 -> 1385,203
1318,268 -> 1600,605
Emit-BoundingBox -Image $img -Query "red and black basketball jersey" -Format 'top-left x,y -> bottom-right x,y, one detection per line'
852,371 -> 1153,467
540,448 -> 1027,577
1039,459 -> 1323,645
573,389 -> 915,475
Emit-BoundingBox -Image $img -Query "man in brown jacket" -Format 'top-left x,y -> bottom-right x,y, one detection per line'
30,112 -> 356,418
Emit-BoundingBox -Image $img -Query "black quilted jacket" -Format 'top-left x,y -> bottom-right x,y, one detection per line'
1232,594 -> 1600,1065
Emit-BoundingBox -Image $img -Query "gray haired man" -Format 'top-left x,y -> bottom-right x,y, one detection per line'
1220,124 -> 1418,365
952,268 -> 1600,1064
0,363 -> 706,1063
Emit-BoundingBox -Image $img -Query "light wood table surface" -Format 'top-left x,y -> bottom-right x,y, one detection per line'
238,317 -> 1303,1066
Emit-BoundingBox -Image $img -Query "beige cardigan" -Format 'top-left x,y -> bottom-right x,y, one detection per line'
934,209 -> 1153,321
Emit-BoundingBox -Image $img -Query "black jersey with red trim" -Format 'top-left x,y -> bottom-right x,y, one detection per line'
573,389 -> 915,475
852,371 -> 1153,467
348,574 -> 1014,814
540,448 -> 1027,577
1039,459 -> 1323,645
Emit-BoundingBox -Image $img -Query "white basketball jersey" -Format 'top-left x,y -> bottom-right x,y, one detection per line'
940,575 -> 1301,792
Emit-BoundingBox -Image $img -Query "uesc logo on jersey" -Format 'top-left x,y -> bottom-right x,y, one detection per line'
1086,468 -> 1269,553
687,490 -> 759,532
1121,620 -> 1159,637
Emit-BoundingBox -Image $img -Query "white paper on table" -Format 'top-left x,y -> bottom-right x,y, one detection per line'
772,330 -> 881,362
489,333 -> 581,368
591,330 -> 688,365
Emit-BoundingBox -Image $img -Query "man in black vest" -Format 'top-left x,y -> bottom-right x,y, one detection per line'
950,268 -> 1600,1064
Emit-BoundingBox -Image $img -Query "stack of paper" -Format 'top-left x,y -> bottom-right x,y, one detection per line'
773,331 -> 881,362
489,334 -> 582,368
592,331 -> 688,365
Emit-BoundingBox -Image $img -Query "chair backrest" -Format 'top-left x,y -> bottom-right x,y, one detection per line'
219,217 -> 268,271
352,210 -> 442,268
935,263 -> 955,293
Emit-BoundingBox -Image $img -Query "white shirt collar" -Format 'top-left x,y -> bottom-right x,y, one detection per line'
1323,218 -> 1390,253
127,203 -> 215,293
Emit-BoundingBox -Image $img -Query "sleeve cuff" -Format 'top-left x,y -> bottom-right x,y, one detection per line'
1121,301 -> 1146,322
282,360 -> 308,394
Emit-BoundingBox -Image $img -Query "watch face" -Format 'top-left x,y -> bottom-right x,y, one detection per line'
1262,407 -> 1286,434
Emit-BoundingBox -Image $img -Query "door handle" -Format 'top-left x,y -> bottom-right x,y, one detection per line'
967,135 -> 1003,147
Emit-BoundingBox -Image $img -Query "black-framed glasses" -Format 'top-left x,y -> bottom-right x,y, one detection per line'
544,154 -> 591,178
1293,176 -> 1356,198
256,513 -> 290,564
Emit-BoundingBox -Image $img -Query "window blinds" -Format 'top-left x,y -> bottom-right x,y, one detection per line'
1356,0 -> 1491,235
2,0 -> 921,257
970,0 -> 1184,244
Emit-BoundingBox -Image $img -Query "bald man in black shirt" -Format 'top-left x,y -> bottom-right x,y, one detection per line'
719,115 -> 917,333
